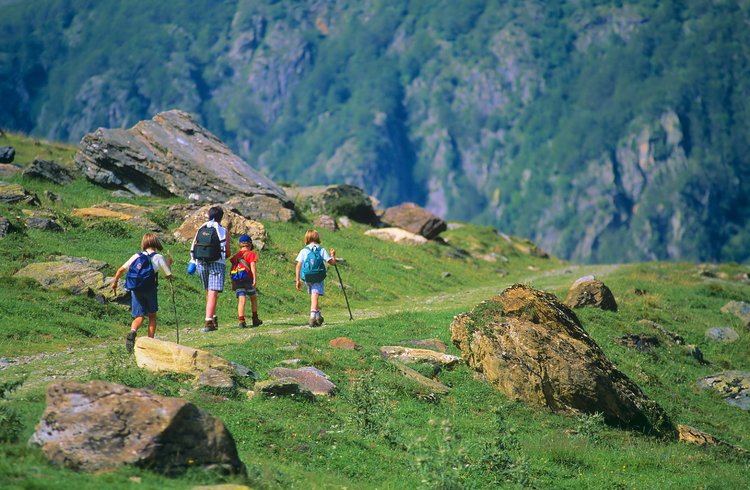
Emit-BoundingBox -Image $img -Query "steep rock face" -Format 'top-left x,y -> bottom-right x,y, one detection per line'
75,110 -> 290,204
450,284 -> 674,435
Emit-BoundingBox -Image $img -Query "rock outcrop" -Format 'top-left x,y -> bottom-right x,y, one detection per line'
22,159 -> 75,185
30,380 -> 244,474
284,185 -> 377,223
75,110 -> 291,206
564,276 -> 618,311
381,202 -> 447,239
224,195 -> 295,222
173,204 -> 267,249
450,284 -> 674,435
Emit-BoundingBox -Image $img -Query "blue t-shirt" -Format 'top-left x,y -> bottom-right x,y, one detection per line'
296,245 -> 331,273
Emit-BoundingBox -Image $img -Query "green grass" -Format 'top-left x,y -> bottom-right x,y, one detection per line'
1,133 -> 749,488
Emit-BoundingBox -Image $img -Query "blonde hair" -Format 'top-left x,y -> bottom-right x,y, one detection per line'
141,233 -> 163,251
304,229 -> 321,245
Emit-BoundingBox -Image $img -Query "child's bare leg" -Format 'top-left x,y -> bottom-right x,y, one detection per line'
147,313 -> 157,338
310,291 -> 319,315
206,290 -> 219,319
130,316 -> 144,332
237,295 -> 246,318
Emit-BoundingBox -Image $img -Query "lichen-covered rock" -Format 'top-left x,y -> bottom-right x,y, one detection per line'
173,204 -> 267,249
705,327 -> 740,343
0,163 -> 21,178
14,256 -> 124,300
75,110 -> 290,205
381,202 -> 447,239
72,202 -> 160,229
364,227 -> 427,245
450,284 -> 674,435
698,371 -> 750,411
285,184 -> 377,223
677,424 -> 747,453
30,380 -> 244,474
22,159 -> 75,185
564,276 -> 618,311
720,301 -> 750,327
224,195 -> 295,222
391,361 -> 450,396
0,182 -> 39,205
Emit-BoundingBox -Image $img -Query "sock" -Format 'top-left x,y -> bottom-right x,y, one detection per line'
239,316 -> 245,322
205,317 -> 213,321
314,310 -> 321,320
252,312 -> 258,318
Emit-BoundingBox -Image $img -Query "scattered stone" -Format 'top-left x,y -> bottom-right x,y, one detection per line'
364,227 -> 427,245
284,184 -> 377,223
684,344 -> 707,365
26,216 -> 63,232
441,271 -> 451,278
0,163 -> 21,177
329,337 -> 361,350
43,190 -> 62,202
698,371 -> 750,410
314,214 -> 338,231
195,369 -> 235,390
677,424 -> 747,453
76,110 -> 290,204
443,248 -> 471,260
720,301 -> 750,327
14,256 -> 123,299
705,327 -> 740,343
72,202 -> 159,229
511,239 -> 549,258
173,204 -> 267,250
403,339 -> 448,352
0,182 -> 40,205
0,146 -> 14,163
616,334 -> 659,352
733,272 -> 750,284
381,202 -> 447,239
22,159 -> 75,185
564,276 -> 618,311
697,264 -> 718,278
267,367 -> 337,396
134,337 -> 238,378
637,319 -> 684,344
254,378 -> 314,400
0,216 -> 11,239
338,216 -> 352,228
30,380 -> 245,474
390,361 -> 450,396
450,284 -> 674,435
633,288 -> 648,295
379,346 -> 461,368
224,195 -> 295,222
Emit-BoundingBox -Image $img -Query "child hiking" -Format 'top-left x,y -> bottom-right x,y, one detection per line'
112,233 -> 173,352
295,229 -> 336,327
190,206 -> 230,332
229,234 -> 262,328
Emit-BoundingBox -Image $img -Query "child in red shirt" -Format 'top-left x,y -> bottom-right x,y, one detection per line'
229,234 -> 262,328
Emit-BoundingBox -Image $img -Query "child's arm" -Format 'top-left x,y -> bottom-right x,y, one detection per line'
251,261 -> 257,288
327,248 -> 336,265
111,265 -> 127,291
295,261 -> 302,290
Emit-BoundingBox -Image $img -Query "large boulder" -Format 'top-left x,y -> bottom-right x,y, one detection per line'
30,380 -> 244,474
450,284 -> 674,435
381,202 -> 447,239
0,146 -> 14,163
134,336 -> 237,377
225,195 -> 295,222
14,255 -> 126,300
22,159 -> 75,185
0,182 -> 39,205
284,184 -> 377,223
75,110 -> 291,205
564,275 -> 618,311
364,227 -> 428,245
173,205 -> 267,249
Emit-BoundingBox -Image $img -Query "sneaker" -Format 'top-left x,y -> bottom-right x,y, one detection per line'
202,319 -> 217,332
317,315 -> 324,325
238,320 -> 247,329
125,331 -> 137,353
308,318 -> 318,328
251,316 -> 263,327
212,315 -> 218,329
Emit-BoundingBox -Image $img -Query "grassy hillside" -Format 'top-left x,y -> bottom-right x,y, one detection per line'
0,133 -> 749,488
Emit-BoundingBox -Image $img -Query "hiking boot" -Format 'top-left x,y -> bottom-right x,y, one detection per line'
212,315 -> 218,329
238,320 -> 248,329
308,318 -> 318,328
251,316 -> 263,327
125,331 -> 137,353
202,319 -> 217,332
317,315 -> 324,326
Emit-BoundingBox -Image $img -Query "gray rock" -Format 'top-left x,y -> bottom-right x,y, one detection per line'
616,334 -> 659,352
0,163 -> 21,178
254,378 -> 314,400
26,217 -> 63,231
564,276 -> 618,311
0,182 -> 40,205
637,319 -> 684,344
0,216 -> 10,238
75,110 -> 291,205
705,327 -> 740,343
285,184 -> 377,223
0,146 -> 14,163
313,214 -> 338,231
22,159 -> 75,185
698,371 -> 750,410
43,190 -> 62,202
720,301 -> 750,327
30,380 -> 245,474
195,369 -> 235,390
381,202 -> 447,239
14,256 -> 125,300
225,195 -> 295,222
267,367 -> 337,396
391,361 -> 450,396
441,271 -> 451,278
111,190 -> 135,199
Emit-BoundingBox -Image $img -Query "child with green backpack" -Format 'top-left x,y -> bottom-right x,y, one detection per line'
295,229 -> 336,327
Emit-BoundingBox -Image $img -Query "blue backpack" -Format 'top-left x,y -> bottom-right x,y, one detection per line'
300,246 -> 327,283
125,252 -> 157,291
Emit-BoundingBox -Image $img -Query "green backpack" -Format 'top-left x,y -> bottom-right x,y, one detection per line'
300,246 -> 327,283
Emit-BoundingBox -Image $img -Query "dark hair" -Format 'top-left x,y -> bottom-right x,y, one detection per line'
208,206 -> 224,222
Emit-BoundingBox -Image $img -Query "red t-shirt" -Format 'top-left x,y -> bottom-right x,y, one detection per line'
230,250 -> 257,282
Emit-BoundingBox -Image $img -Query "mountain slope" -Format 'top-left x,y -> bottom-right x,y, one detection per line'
1,0 -> 749,263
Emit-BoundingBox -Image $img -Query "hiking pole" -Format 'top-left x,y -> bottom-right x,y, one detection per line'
333,261 -> 353,321
168,279 -> 180,344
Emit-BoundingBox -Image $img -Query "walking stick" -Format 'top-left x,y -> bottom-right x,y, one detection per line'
333,261 -> 353,321
168,279 -> 180,344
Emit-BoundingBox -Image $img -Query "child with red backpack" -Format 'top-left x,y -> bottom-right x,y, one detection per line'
112,233 -> 173,352
295,229 -> 336,327
229,234 -> 262,328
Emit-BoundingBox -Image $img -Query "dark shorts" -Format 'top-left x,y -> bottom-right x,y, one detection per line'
131,287 -> 158,317
233,281 -> 257,297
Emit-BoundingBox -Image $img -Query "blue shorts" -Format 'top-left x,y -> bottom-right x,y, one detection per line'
305,281 -> 324,296
131,287 -> 158,317
234,281 -> 257,297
